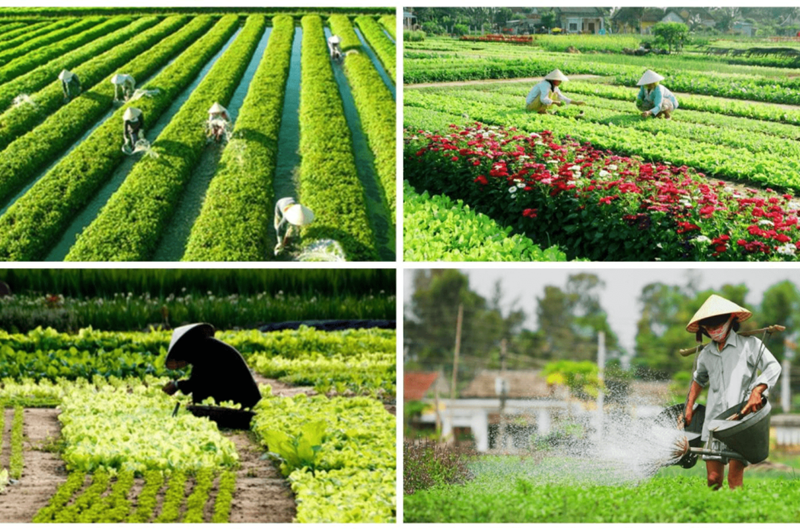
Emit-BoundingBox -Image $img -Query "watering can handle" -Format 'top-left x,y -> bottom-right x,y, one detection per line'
678,325 -> 785,356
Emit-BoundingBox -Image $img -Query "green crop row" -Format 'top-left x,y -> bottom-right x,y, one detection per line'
0,17 -> 150,111
0,403 -> 4,458
0,16 -> 238,261
32,472 -> 87,522
66,15 -> 266,261
183,15 -> 294,261
0,18 -> 78,57
404,180 -> 568,262
51,471 -> 111,523
378,15 -> 395,40
355,15 -> 395,83
0,21 -> 39,42
0,15 -> 175,152
182,468 -> 215,523
9,405 -> 23,479
0,16 -> 131,85
330,15 -> 396,223
154,471 -> 188,523
253,392 -> 395,522
212,471 -> 236,523
128,470 -> 163,523
298,15 -> 377,261
0,15 -> 212,209
76,470 -> 135,523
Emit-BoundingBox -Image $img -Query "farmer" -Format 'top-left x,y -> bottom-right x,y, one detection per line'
111,73 -> 136,102
327,34 -> 343,62
274,197 -> 315,254
122,107 -> 144,154
683,294 -> 781,490
59,70 -> 81,102
636,69 -> 679,119
162,323 -> 262,409
525,69 -> 585,114
206,102 -> 231,142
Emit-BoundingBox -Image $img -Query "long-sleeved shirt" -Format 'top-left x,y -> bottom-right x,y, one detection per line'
525,79 -> 572,107
274,197 -> 297,239
692,329 -> 781,441
636,84 -> 679,116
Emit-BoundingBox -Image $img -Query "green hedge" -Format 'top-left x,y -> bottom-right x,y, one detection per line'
297,15 -> 377,261
67,16 -> 267,261
355,16 -> 395,83
184,15 -> 295,261
378,15 -> 395,40
0,18 -> 76,55
0,22 -> 32,40
0,16 -> 238,261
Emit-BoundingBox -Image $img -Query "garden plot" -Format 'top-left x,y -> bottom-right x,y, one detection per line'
0,9 -> 396,262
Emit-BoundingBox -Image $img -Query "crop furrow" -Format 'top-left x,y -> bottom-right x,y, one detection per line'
128,470 -> 164,523
378,15 -> 395,41
0,15 -> 240,261
183,15 -> 294,261
0,18 -> 79,57
52,471 -> 111,523
31,472 -> 87,522
211,471 -> 236,523
9,405 -> 23,479
354,16 -> 395,82
153,471 -> 187,523
66,15 -> 267,261
181,468 -> 215,523
0,22 -> 34,41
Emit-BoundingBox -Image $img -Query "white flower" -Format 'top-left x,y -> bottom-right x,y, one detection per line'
758,219 -> 774,227
608,164 -> 618,171
656,243 -> 663,249
788,201 -> 800,211
547,159 -> 558,165
516,182 -> 526,188
693,236 -> 711,244
568,165 -> 581,172
598,170 -> 610,178
493,163 -> 504,170
777,244 -> 796,256
509,187 -> 517,194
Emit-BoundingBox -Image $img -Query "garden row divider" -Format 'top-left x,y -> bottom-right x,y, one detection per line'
354,16 -> 395,83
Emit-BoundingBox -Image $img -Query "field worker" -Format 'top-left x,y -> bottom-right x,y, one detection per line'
636,69 -> 679,119
207,102 -> 231,142
327,34 -> 343,62
525,69 -> 585,114
162,323 -> 262,409
59,70 -> 81,102
111,73 -> 136,102
683,294 -> 781,490
122,107 -> 144,153
274,197 -> 315,254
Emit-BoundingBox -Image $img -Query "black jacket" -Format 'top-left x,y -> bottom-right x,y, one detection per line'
174,337 -> 261,409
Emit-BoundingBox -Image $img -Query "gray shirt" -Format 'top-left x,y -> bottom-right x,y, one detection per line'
692,329 -> 781,441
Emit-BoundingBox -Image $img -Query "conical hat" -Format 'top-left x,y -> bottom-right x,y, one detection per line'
686,294 -> 752,333
110,73 -> 126,85
637,69 -> 664,86
58,70 -> 74,81
208,102 -> 227,114
123,107 -> 142,121
329,35 -> 341,44
167,323 -> 215,361
544,69 -> 568,82
284,204 -> 315,226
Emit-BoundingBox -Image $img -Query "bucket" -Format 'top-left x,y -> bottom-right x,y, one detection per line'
656,403 -> 705,468
707,397 -> 771,464
186,405 -> 255,430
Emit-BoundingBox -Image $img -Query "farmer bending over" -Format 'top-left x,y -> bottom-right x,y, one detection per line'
59,70 -> 81,102
206,102 -> 231,142
525,69 -> 585,114
636,69 -> 678,119
683,294 -> 781,490
327,34 -> 343,62
122,107 -> 144,154
274,197 -> 315,255
111,73 -> 136,102
162,323 -> 262,409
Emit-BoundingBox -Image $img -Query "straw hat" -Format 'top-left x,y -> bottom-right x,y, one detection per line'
544,69 -> 569,82
284,204 -> 315,226
208,102 -> 227,114
686,294 -> 752,333
329,35 -> 341,44
58,70 -> 74,81
637,69 -> 665,86
123,107 -> 142,121
167,323 -> 215,362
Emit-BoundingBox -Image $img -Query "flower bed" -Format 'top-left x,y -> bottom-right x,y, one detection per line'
405,123 -> 800,261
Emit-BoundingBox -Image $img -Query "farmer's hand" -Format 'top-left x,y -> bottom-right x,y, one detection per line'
574,101 -> 586,106
740,385 -> 766,416
555,101 -> 564,107
683,405 -> 693,426
162,381 -> 178,395
641,111 -> 652,118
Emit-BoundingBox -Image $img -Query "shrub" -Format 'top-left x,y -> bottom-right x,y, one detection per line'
403,440 -> 473,495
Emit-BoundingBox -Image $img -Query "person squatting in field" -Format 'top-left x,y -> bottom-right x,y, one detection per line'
525,69 -> 585,114
122,107 -> 144,153
683,294 -> 781,489
111,73 -> 136,103
59,70 -> 81,102
274,197 -> 315,255
206,102 -> 231,143
636,69 -> 679,119
162,323 -> 262,409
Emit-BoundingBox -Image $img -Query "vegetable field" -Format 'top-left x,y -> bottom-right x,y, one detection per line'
405,36 -> 800,261
0,9 -> 396,262
0,326 -> 397,523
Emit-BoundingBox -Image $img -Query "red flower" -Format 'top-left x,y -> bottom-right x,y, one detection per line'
522,208 -> 538,218
474,175 -> 488,185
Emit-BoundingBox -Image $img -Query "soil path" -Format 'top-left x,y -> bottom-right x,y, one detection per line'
0,409 -> 66,523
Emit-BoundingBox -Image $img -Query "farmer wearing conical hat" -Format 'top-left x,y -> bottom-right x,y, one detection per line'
274,197 -> 315,255
636,69 -> 678,119
161,323 -> 262,409
206,102 -> 231,142
122,107 -> 144,154
683,294 -> 781,489
327,34 -> 343,62
525,69 -> 585,114
58,69 -> 81,102
111,73 -> 136,102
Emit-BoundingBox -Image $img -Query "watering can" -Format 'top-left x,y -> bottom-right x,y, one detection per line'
656,402 -> 704,468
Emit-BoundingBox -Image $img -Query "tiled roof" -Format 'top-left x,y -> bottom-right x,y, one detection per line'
404,371 -> 440,401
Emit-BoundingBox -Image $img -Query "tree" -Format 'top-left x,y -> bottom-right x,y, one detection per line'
652,21 -> 689,53
453,24 -> 469,37
760,281 -> 800,361
494,8 -> 513,32
540,9 -> 557,31
543,360 -> 603,400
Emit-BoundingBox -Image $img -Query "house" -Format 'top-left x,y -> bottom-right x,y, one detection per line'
403,10 -> 417,31
663,8 -> 717,30
732,20 -> 755,37
462,369 -> 552,399
404,371 -> 448,402
555,7 -> 606,35
640,9 -> 666,35
772,414 -> 800,450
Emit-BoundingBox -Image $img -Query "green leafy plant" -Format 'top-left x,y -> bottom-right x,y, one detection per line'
355,16 -> 395,82
9,405 -> 24,479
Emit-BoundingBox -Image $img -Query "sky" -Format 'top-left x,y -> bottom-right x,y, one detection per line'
404,267 -> 800,356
